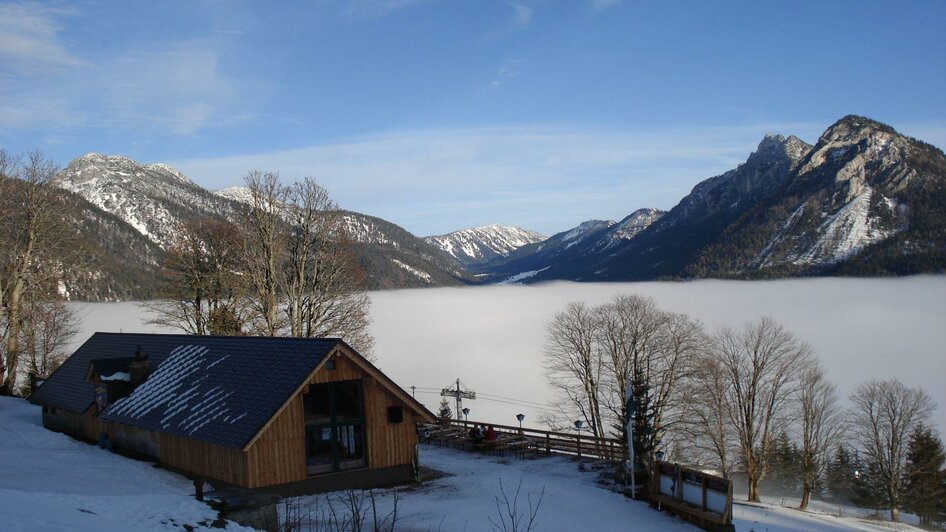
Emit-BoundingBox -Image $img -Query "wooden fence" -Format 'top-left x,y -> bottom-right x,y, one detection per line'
442,419 -> 627,462
650,460 -> 733,531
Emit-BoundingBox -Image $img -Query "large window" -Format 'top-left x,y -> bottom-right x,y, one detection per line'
303,380 -> 367,475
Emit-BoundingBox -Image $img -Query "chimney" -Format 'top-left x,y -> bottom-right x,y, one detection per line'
129,345 -> 151,385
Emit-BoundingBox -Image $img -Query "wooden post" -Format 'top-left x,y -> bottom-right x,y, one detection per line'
676,464 -> 683,501
546,434 -> 551,455
577,433 -> 582,459
701,475 -> 708,512
194,475 -> 204,502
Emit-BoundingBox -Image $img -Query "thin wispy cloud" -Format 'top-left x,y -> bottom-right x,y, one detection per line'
588,0 -> 621,12
342,0 -> 430,19
0,2 -> 84,73
173,122 -> 822,235
490,59 -> 521,88
510,2 -> 532,31
0,4 -> 260,137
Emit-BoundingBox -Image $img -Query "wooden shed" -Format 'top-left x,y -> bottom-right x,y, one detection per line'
30,333 -> 435,494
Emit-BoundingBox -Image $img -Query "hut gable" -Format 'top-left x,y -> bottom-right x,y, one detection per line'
32,333 -> 434,450
31,332 -> 435,492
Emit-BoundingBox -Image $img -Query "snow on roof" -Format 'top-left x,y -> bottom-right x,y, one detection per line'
100,372 -> 131,382
34,333 -> 341,449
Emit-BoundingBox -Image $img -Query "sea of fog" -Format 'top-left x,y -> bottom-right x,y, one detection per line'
67,277 -> 946,433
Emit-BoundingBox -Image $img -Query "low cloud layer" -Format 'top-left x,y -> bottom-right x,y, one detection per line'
70,276 -> 946,434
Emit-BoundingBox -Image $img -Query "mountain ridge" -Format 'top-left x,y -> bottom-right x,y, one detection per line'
42,114 -> 946,298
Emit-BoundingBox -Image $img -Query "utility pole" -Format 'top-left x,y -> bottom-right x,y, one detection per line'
441,378 -> 476,420
410,385 -> 416,399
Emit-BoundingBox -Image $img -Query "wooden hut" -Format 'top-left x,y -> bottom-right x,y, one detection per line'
30,333 -> 435,494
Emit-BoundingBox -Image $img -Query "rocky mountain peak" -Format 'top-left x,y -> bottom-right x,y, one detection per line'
215,186 -> 254,205
821,115 -> 897,144
752,134 -> 813,166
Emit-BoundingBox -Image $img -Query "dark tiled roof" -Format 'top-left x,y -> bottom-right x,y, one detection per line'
31,333 -> 338,449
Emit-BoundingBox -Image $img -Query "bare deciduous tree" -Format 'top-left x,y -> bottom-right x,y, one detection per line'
596,295 -> 664,440
712,316 -> 813,501
683,352 -> 736,478
241,170 -> 288,336
18,298 -> 79,388
849,379 -> 933,522
544,294 -> 700,457
596,295 -> 700,461
143,218 -> 246,335
283,178 -> 374,355
0,151 -> 76,395
797,363 -> 844,509
544,301 -> 606,438
236,171 -> 375,354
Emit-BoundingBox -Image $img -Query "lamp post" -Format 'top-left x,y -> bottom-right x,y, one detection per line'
462,407 -> 470,422
574,420 -> 584,459
516,413 -> 525,431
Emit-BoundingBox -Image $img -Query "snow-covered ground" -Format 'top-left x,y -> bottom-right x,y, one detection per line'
284,444 -> 922,531
1,386 -> 926,531
0,396 -> 252,532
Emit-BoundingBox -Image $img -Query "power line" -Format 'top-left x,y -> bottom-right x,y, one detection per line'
403,384 -> 550,410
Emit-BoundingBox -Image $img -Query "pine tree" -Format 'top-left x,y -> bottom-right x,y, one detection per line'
903,426 -> 946,528
630,365 -> 655,463
766,432 -> 802,495
852,452 -> 888,517
826,445 -> 857,502
437,397 -> 453,421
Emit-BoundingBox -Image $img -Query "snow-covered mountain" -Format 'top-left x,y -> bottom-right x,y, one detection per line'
482,115 -> 946,283
424,225 -> 546,266
214,185 -> 255,205
692,115 -> 946,276
54,153 -> 241,247
43,114 -> 946,297
480,212 -> 664,281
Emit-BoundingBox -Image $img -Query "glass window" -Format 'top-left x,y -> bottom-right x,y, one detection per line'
303,380 -> 367,475
304,383 -> 332,424
305,426 -> 335,475
334,381 -> 363,422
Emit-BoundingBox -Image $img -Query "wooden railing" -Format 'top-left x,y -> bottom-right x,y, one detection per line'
434,419 -> 628,463
651,460 -> 733,530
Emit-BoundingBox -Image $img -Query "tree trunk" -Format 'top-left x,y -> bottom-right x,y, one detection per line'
747,477 -> 760,502
799,488 -> 811,510
2,278 -> 24,395
889,506 -> 899,523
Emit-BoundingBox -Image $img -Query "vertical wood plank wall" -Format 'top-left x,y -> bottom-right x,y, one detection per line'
245,350 -> 420,487
159,432 -> 248,486
246,395 -> 307,488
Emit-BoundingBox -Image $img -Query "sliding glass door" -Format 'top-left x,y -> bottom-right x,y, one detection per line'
304,380 -> 367,475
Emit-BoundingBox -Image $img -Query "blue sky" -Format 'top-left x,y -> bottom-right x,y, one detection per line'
2,0 -> 945,236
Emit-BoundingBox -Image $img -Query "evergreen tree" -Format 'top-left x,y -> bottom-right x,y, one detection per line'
437,397 -> 453,421
630,364 -> 656,463
852,452 -> 888,517
825,445 -> 857,502
903,425 -> 946,528
765,432 -> 802,495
